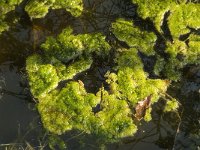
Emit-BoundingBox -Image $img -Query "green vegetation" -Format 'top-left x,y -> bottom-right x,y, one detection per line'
25,0 -> 83,18
0,0 -> 22,33
24,0 -> 200,145
26,33 -> 169,142
130,1 -> 200,80
111,19 -> 157,55
41,27 -> 110,63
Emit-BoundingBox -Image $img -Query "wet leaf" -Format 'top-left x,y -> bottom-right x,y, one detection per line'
135,95 -> 152,120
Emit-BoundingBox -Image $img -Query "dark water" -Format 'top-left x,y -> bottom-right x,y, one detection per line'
0,0 -> 199,149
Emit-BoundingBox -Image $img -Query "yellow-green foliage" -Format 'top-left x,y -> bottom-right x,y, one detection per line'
26,55 -> 59,99
131,1 -> 200,80
155,35 -> 200,80
27,0 -> 199,141
132,0 -> 176,31
53,0 -> 83,17
94,90 -> 137,141
25,0 -> 83,18
41,27 -> 110,63
25,0 -> 55,19
38,82 -> 98,135
132,0 -> 200,36
164,99 -> 179,112
0,0 -> 22,33
111,19 -> 157,55
26,55 -> 92,99
108,49 -> 169,105
38,82 -> 136,142
168,3 -> 200,39
27,26 -> 171,142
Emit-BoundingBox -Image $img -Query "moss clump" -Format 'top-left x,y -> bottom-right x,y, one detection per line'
41,27 -> 110,63
25,0 -> 83,19
0,0 -> 22,33
154,35 -> 200,81
132,0 -> 176,32
38,82 -> 98,135
52,0 -> 83,17
27,25 -> 171,142
168,3 -> 200,39
26,54 -> 59,99
164,99 -> 179,112
26,0 -> 200,142
107,49 -> 169,106
25,0 -> 55,19
38,81 -> 136,142
130,1 -> 200,81
111,19 -> 157,55
94,90 -> 137,142
26,55 -> 92,99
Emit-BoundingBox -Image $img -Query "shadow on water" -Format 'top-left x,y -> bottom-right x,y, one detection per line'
0,0 -> 199,149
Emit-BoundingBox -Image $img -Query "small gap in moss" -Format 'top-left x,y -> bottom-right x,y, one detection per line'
161,11 -> 173,42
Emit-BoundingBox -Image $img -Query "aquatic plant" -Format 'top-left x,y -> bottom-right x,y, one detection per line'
41,27 -> 110,63
25,0 -> 200,145
111,18 -> 156,55
26,23 -> 171,142
130,1 -> 200,80
25,0 -> 83,18
0,0 -> 22,33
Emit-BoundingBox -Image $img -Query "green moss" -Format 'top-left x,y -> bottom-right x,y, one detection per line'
164,98 -> 179,112
25,0 -> 55,19
26,55 -> 92,98
26,54 -> 59,99
37,82 -> 136,142
114,49 -> 169,105
187,34 -> 200,64
41,27 -> 110,63
111,19 -> 157,55
53,0 -> 83,17
25,0 -> 83,18
25,0 -> 199,142
132,0 -> 176,31
94,90 -> 137,141
153,55 -> 166,76
0,0 -> 22,33
168,3 -> 200,39
160,34 -> 199,80
38,82 -> 98,135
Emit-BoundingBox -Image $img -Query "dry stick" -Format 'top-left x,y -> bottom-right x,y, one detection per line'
172,108 -> 184,150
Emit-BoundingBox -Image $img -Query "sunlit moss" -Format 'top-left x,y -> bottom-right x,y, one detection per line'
37,82 -> 137,142
0,0 -> 22,33
53,0 -> 83,17
168,3 -> 200,39
41,27 -> 110,63
26,55 -> 92,99
113,49 -> 169,105
144,107 -> 152,122
25,0 -> 55,19
160,36 -> 200,81
94,90 -> 137,142
25,0 -> 83,18
38,82 -> 98,135
164,99 -> 179,112
111,19 -> 157,55
26,54 -> 59,99
132,0 -> 176,31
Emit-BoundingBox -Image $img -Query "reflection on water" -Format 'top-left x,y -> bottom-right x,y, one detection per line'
0,63 -> 40,146
0,0 -> 199,149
